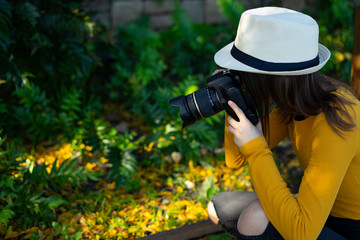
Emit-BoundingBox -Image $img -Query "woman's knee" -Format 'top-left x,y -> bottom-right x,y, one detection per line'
237,199 -> 269,236
207,200 -> 219,225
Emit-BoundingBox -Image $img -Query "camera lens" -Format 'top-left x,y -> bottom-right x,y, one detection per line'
193,87 -> 222,118
169,87 -> 223,128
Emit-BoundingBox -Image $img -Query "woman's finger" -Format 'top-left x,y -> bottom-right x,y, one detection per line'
227,116 -> 238,128
227,125 -> 236,135
228,100 -> 248,122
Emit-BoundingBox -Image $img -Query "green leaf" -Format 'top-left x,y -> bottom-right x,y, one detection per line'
0,129 -> 6,146
0,0 -> 11,44
14,2 -> 39,26
74,232 -> 83,240
217,0 -> 245,24
45,195 -> 68,209
0,208 -> 14,225
198,176 -> 219,200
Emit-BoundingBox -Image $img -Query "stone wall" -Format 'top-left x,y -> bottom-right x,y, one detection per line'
84,0 -> 311,30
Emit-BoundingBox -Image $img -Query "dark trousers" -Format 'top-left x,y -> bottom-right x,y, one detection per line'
211,191 -> 360,240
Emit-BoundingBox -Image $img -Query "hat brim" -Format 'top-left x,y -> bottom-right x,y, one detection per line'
214,42 -> 330,76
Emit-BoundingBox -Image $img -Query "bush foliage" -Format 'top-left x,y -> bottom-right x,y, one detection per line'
0,0 -> 355,238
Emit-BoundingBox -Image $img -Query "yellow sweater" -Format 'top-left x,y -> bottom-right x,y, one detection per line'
224,91 -> 360,239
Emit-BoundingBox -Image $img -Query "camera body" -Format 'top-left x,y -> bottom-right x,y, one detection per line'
207,70 -> 258,125
169,70 -> 258,128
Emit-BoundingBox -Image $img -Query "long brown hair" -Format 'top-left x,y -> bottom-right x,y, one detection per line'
235,71 -> 358,138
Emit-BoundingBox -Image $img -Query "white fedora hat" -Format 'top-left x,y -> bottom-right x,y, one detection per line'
214,7 -> 330,76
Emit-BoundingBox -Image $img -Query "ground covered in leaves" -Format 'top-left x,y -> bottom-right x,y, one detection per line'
1,138 -> 302,240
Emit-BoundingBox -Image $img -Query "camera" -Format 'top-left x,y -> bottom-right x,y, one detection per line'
169,70 -> 258,128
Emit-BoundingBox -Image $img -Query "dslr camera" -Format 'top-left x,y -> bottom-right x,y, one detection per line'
169,70 -> 258,128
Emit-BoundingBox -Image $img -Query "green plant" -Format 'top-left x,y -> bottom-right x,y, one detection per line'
107,145 -> 137,187
0,134 -> 99,228
0,0 -> 95,88
78,111 -> 140,186
107,8 -> 226,168
52,222 -> 83,240
108,15 -> 167,128
0,208 -> 14,226
0,0 -> 98,144
314,0 -> 354,83
10,82 -> 57,141
217,0 -> 245,25
160,2 -> 219,79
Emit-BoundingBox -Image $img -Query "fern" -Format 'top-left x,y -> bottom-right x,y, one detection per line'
0,134 -> 22,177
11,83 -> 57,141
107,147 -> 137,187
0,0 -> 11,45
0,54 -> 23,87
7,187 -> 68,226
38,13 -> 90,38
80,112 -> 110,153
13,2 -> 39,26
0,0 -> 96,89
0,208 -> 14,226
24,158 -> 99,191
110,16 -> 166,103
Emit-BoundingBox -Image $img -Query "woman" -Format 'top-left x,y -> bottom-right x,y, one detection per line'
207,7 -> 360,240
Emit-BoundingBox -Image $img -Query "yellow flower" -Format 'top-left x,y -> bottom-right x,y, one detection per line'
85,145 -> 93,151
100,157 -> 108,163
335,51 -> 345,62
144,142 -> 155,152
85,162 -> 97,171
176,186 -> 184,194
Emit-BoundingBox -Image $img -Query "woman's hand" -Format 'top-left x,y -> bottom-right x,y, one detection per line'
227,100 -> 263,148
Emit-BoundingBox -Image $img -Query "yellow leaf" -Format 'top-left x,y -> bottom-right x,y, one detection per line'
5,226 -> 19,239
85,145 -> 93,151
100,157 -> 108,163
144,142 -> 155,152
85,162 -> 96,171
107,182 -> 116,190
104,229 -> 117,238
189,160 -> 194,172
176,186 -> 184,194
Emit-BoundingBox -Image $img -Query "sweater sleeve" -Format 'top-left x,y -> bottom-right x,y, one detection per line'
224,108 -> 289,168
241,114 -> 360,239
